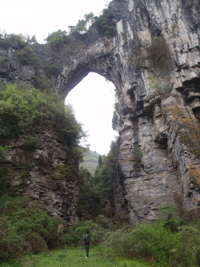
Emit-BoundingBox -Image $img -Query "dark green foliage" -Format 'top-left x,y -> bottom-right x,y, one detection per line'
23,135 -> 38,149
0,57 -> 10,69
0,34 -> 27,49
94,9 -> 116,37
17,46 -> 39,66
98,155 -> 103,167
101,219 -> 200,267
93,140 -> 119,219
112,111 -> 118,131
0,84 -> 85,147
0,146 -> 11,196
0,145 -> 11,159
0,196 -> 61,262
46,30 -> 67,48
76,167 -> 102,219
77,140 -> 119,220
60,216 -> 110,247
174,224 -> 200,267
0,33 -> 38,50
74,12 -> 95,33
44,62 -> 59,77
32,71 -> 51,90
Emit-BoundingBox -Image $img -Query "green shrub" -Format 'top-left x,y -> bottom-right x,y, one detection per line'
46,30 -> 67,48
17,46 -> 39,66
0,57 -> 10,69
0,34 -> 27,49
23,135 -> 38,149
101,221 -> 179,266
60,219 -> 110,247
137,221 -> 178,265
94,9 -> 116,37
0,84 -> 85,147
23,232 -> 48,254
0,196 -> 61,262
0,145 -> 11,159
174,225 -> 200,267
0,217 -> 26,261
44,62 -> 59,77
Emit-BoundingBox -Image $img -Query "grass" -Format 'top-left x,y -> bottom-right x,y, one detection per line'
1,246 -> 151,267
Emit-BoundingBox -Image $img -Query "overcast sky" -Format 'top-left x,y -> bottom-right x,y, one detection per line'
65,73 -> 116,155
0,0 -> 110,43
0,0 -> 117,155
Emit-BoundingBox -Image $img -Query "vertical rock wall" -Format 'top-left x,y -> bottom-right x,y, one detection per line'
110,0 -> 200,221
3,131 -> 78,225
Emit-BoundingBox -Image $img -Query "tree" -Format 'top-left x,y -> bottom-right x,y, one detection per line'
46,30 -> 67,48
94,9 -> 116,37
98,155 -> 103,167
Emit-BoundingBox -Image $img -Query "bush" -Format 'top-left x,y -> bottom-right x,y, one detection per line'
24,232 -> 47,254
17,46 -> 39,66
46,30 -> 67,48
137,222 -> 178,265
0,196 -> 61,262
174,225 -> 200,267
0,218 -> 26,261
60,218 -> 110,247
101,221 -> 179,266
0,34 -> 27,49
0,84 -> 85,147
23,135 -> 38,149
94,9 -> 116,37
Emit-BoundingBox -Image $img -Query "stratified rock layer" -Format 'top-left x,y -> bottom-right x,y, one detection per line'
4,131 -> 78,225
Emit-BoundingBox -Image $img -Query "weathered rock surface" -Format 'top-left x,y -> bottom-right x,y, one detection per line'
0,0 -> 200,222
3,131 -> 78,225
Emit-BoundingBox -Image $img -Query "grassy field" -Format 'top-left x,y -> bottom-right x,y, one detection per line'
1,247 -> 151,267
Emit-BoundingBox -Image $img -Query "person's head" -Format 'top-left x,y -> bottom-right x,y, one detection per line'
86,230 -> 90,234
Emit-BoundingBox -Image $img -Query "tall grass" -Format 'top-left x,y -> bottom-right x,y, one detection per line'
1,209 -> 200,266
1,247 -> 150,267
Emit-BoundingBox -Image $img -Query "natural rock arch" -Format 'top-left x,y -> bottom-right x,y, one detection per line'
53,0 -> 200,222
55,40 -> 121,99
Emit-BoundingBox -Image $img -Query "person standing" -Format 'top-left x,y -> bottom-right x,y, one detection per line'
84,230 -> 91,258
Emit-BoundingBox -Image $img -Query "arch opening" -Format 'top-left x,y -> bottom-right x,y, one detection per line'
65,72 -> 117,155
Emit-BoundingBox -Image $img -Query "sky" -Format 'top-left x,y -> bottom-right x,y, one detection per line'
65,73 -> 117,155
0,0 -> 110,43
0,0 -> 117,155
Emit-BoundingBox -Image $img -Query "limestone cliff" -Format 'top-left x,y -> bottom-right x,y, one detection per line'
0,0 -> 200,223
2,131 -> 79,225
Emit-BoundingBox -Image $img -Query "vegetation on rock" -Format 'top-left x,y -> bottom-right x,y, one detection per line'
0,196 -> 61,261
94,9 -> 116,37
0,82 -> 85,147
0,33 -> 37,49
77,140 -> 119,220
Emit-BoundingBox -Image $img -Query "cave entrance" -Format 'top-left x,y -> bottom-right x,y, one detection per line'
65,72 -> 116,155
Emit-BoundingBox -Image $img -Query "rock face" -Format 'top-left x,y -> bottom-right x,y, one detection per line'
3,131 -> 78,225
0,0 -> 200,222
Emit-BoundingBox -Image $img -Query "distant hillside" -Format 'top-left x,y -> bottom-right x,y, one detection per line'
80,150 -> 99,174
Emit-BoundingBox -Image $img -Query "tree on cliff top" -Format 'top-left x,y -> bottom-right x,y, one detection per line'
0,82 -> 86,148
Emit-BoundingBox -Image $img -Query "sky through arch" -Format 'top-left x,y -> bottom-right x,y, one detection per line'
65,73 -> 117,155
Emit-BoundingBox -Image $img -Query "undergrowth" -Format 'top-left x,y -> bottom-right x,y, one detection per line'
1,204 -> 200,267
